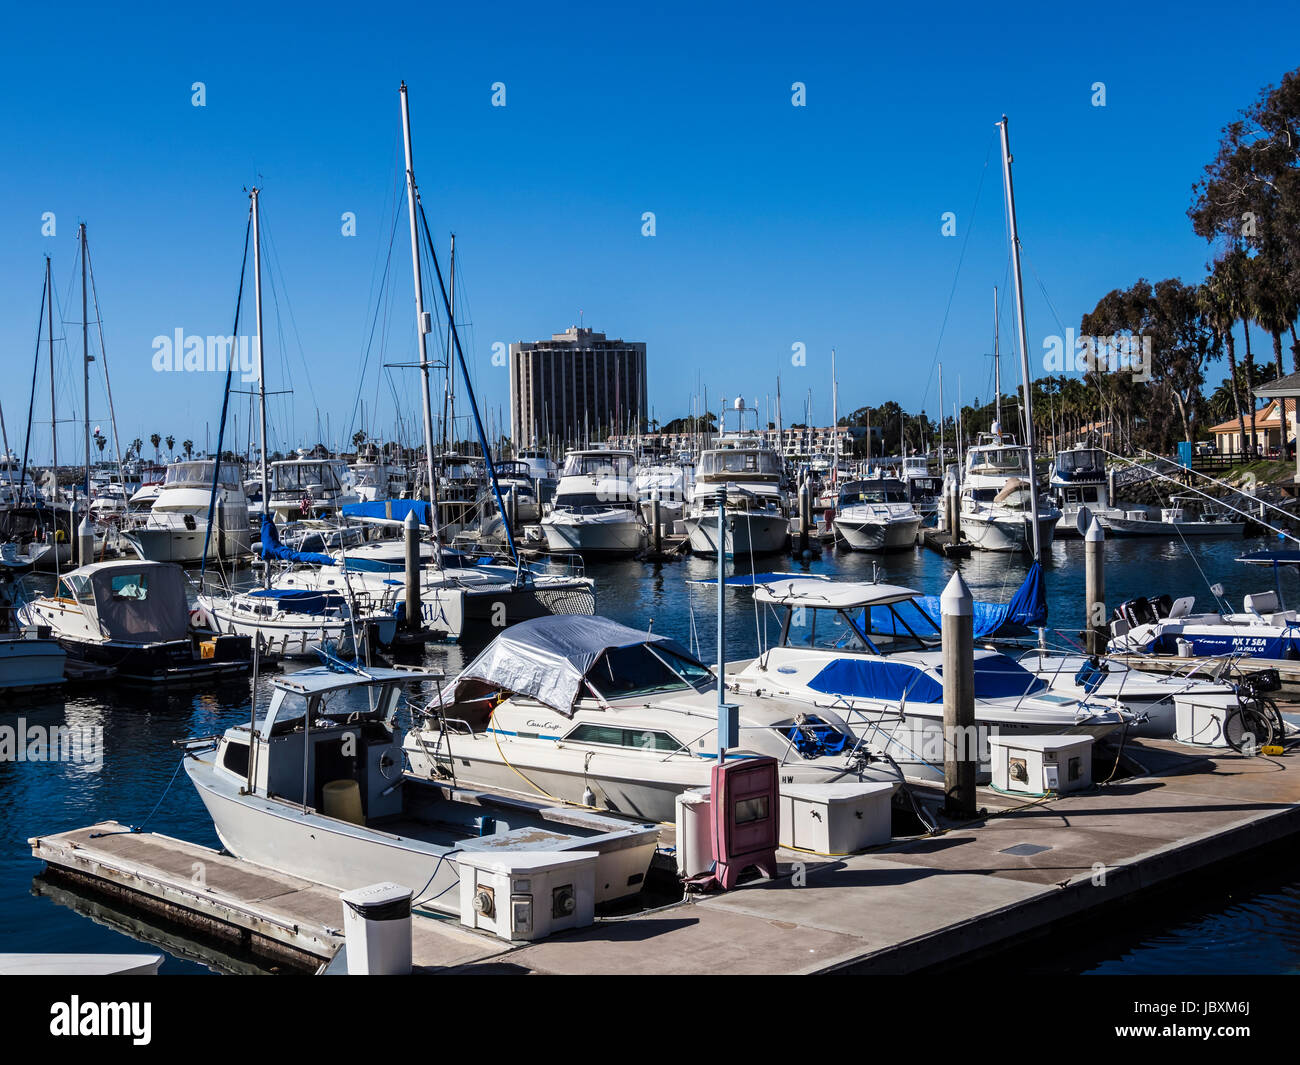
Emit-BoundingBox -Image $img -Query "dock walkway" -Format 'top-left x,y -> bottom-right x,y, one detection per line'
30,734 -> 1300,974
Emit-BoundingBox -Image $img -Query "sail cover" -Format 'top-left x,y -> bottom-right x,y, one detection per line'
341,500 -> 433,527
89,563 -> 190,642
868,561 -> 1047,640
447,614 -> 698,717
256,515 -> 337,566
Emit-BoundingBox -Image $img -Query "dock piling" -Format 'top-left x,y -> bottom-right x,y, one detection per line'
941,570 -> 976,818
1085,515 -> 1106,657
404,508 -> 421,632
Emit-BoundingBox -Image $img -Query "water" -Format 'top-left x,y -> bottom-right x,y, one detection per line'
4,530 -> 1299,973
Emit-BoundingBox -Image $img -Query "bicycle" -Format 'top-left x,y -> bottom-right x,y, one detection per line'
1224,668 -> 1287,753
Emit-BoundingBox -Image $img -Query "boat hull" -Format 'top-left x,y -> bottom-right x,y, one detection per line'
960,511 -> 1058,553
540,515 -> 644,556
684,511 -> 788,557
0,637 -> 67,693
834,516 -> 921,552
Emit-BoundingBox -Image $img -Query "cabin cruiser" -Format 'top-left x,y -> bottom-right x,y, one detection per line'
268,454 -> 360,522
0,453 -> 40,507
17,559 -> 251,683
0,503 -> 74,570
348,459 -> 407,503
404,615 -> 902,823
729,579 -> 1129,781
1048,445 -> 1124,536
959,432 -> 1060,553
193,585 -> 398,660
181,664 -> 659,911
541,449 -> 645,557
482,461 -> 541,524
683,434 -> 788,558
901,455 -> 943,526
1104,495 -> 1245,537
120,460 -> 251,564
832,477 -> 921,552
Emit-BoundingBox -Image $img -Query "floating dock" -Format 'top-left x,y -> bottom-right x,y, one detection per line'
29,729 -> 1299,974
920,529 -> 972,557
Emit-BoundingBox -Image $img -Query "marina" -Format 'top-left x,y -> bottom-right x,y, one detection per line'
4,9 -> 1300,1038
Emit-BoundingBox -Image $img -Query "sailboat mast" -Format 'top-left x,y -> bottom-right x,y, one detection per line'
47,257 -> 56,492
998,115 -> 1043,567
250,188 -> 270,518
993,285 -> 1001,432
400,82 -> 439,518
938,363 -> 945,470
80,223 -> 90,501
831,349 -> 838,483
444,233 -> 455,452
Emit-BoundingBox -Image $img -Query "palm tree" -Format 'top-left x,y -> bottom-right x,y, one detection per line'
130,437 -> 143,462
150,433 -> 161,463
182,440 -> 193,460
165,435 -> 175,459
1202,268 -> 1251,457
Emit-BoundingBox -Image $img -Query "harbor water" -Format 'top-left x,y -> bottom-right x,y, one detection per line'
4,532 -> 1300,973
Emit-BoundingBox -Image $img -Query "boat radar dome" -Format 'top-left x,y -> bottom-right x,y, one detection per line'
734,397 -> 744,410
991,420 -> 1002,438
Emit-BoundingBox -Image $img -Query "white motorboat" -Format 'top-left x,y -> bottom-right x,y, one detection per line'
121,460 -> 251,564
0,557 -> 66,693
683,406 -> 788,558
193,586 -> 398,660
1103,495 -> 1245,537
348,459 -> 407,503
404,615 -> 901,823
182,664 -> 659,911
17,559 -> 252,684
729,578 -> 1130,782
901,455 -> 943,527
634,456 -> 693,528
959,433 -> 1060,553
1048,445 -> 1124,536
268,454 -> 360,522
541,449 -> 645,556
833,477 -> 922,551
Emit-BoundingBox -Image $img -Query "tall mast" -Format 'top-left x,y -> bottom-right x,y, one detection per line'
998,115 -> 1044,570
47,257 -> 56,494
993,285 -> 1002,433
938,363 -> 945,469
80,223 -> 90,501
830,348 -> 838,482
250,188 -> 270,520
400,81 -> 439,519
443,232 -> 456,452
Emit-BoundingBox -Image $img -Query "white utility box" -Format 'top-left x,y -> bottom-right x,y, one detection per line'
674,788 -> 713,878
778,781 -> 897,854
457,850 -> 597,942
1173,691 -> 1237,748
989,734 -> 1093,796
339,882 -> 413,975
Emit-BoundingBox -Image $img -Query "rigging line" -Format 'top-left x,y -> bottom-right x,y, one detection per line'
200,206 -> 254,580
259,210 -> 320,432
83,236 -> 127,487
920,128 -> 997,414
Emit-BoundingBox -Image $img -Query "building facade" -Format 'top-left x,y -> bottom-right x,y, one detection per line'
509,327 -> 648,449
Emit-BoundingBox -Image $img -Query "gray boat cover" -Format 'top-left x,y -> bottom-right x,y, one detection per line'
449,614 -> 695,717
90,563 -> 190,643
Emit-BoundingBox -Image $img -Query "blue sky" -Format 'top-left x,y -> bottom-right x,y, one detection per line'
2,1 -> 1297,463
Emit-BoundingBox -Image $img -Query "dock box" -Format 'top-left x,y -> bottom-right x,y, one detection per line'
457,850 -> 598,942
778,781 -> 897,854
989,734 -> 1092,796
1173,691 -> 1237,748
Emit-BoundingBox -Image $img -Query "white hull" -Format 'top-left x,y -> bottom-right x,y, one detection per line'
123,526 -> 218,564
541,514 -> 644,556
684,511 -> 788,557
960,511 -> 1058,553
1104,517 -> 1245,537
199,603 -> 357,660
835,516 -> 921,552
0,636 -> 67,691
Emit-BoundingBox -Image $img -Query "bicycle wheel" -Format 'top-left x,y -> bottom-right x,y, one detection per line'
1224,705 -> 1277,753
1259,696 -> 1288,743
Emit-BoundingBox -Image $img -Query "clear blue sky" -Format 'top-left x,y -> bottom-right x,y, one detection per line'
2,1 -> 1297,463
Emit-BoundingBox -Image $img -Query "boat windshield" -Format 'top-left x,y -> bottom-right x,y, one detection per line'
588,642 -> 701,699
839,481 -> 907,505
561,453 -> 633,479
698,450 -> 782,478
274,462 -> 342,492
165,461 -> 241,488
1057,449 -> 1104,474
784,607 -> 877,652
969,448 -> 1028,475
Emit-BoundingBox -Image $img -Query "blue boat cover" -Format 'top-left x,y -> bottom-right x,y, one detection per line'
246,588 -> 339,614
256,515 -> 337,566
808,653 -> 1045,703
867,561 -> 1047,640
785,716 -> 851,758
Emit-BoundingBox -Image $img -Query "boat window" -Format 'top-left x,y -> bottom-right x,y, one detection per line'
698,451 -> 781,478
553,492 -> 633,511
566,723 -> 685,752
647,644 -> 715,687
785,607 -> 874,651
109,573 -> 151,600
589,643 -> 690,698
57,573 -> 90,600
970,449 -> 1028,474
561,454 -> 633,479
222,739 -> 250,776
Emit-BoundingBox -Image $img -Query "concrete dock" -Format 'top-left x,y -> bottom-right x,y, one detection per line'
29,727 -> 1299,974
1113,651 -> 1300,694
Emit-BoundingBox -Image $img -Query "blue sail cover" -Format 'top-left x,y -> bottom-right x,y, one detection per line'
246,588 -> 341,615
867,562 -> 1047,640
256,515 -> 337,566
808,654 -> 1046,703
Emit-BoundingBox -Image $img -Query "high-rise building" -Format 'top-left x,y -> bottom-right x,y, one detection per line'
509,327 -> 648,449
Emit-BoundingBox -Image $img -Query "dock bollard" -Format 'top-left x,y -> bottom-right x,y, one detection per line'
651,494 -> 662,555
77,516 -> 95,567
404,508 -> 421,632
941,570 -> 976,818
1085,516 -> 1106,657
339,882 -> 413,974
798,478 -> 811,555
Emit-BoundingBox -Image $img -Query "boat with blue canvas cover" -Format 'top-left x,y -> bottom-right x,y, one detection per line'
728,577 -> 1129,781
